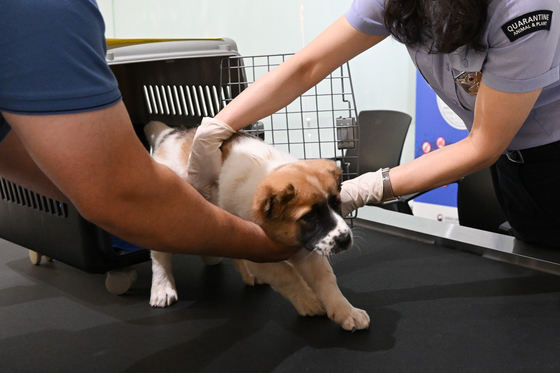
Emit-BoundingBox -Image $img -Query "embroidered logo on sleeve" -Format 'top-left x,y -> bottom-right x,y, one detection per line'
501,10 -> 553,42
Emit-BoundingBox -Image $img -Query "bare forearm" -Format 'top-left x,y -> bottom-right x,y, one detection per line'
4,105 -> 294,262
390,138 -> 498,197
216,16 -> 385,131
216,55 -> 320,130
94,161 -> 292,261
390,85 -> 542,197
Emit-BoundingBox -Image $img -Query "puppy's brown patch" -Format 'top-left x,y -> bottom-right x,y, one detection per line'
252,159 -> 342,245
151,127 -> 196,166
220,131 -> 256,161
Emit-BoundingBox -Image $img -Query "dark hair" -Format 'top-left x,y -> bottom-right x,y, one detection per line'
384,0 -> 488,54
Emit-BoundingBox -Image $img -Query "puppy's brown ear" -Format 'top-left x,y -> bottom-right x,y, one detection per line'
318,160 -> 342,190
329,166 -> 343,190
262,184 -> 296,220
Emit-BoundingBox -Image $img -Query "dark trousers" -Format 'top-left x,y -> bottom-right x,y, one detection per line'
491,144 -> 560,248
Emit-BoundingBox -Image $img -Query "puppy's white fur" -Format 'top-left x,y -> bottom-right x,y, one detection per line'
144,121 -> 370,331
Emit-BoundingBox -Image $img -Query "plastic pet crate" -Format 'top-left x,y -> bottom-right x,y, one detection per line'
0,38 -> 359,294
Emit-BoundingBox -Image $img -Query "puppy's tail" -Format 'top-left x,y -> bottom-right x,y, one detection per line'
144,121 -> 172,149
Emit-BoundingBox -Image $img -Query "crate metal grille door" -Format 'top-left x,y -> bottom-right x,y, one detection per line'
220,54 -> 359,181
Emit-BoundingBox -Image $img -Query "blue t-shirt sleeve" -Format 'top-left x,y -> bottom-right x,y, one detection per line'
345,0 -> 391,36
0,0 -> 121,115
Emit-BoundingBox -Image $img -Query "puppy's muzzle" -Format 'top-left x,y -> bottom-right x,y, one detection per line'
333,230 -> 353,253
306,228 -> 353,256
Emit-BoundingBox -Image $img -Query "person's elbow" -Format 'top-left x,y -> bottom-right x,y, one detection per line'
477,149 -> 502,169
464,143 -> 504,175
68,183 -> 137,232
466,134 -> 506,171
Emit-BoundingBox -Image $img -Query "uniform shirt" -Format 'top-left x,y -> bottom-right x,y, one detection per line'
346,0 -> 560,151
0,0 -> 121,142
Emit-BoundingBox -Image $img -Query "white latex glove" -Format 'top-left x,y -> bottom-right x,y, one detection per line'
186,117 -> 235,199
340,169 -> 384,217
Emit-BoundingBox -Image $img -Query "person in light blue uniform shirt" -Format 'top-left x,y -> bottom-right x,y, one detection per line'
195,0 -> 560,247
344,0 -> 560,246
346,0 -> 560,150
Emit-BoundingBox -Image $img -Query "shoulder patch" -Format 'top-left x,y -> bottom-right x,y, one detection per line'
501,10 -> 553,42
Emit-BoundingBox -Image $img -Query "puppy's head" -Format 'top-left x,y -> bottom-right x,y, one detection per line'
252,159 -> 352,256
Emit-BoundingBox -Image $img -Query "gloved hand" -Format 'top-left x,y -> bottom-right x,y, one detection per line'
186,117 -> 236,199
340,169 -> 384,217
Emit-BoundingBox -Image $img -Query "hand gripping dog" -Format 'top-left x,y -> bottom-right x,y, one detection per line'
186,117 -> 235,200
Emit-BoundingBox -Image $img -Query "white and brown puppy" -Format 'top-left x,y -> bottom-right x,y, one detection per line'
144,121 -> 369,331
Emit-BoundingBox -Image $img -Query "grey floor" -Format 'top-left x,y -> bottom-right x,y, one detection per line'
1,226 -> 560,373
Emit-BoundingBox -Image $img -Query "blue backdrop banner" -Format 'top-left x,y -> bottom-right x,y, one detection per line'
414,71 -> 468,208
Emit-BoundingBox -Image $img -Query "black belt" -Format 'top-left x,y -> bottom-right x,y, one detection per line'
506,139 -> 560,163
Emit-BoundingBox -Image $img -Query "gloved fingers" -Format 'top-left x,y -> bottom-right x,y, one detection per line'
186,117 -> 236,200
340,169 -> 384,217
340,186 -> 360,217
194,117 -> 235,141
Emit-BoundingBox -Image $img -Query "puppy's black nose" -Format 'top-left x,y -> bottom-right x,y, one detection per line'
334,231 -> 352,251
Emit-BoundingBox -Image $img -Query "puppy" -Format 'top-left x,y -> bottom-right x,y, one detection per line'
144,121 -> 370,331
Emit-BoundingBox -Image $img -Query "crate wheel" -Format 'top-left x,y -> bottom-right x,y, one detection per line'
29,250 -> 42,265
105,267 -> 137,295
45,256 -> 53,262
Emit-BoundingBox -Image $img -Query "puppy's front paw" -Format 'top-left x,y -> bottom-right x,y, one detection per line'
150,284 -> 178,308
330,306 -> 370,332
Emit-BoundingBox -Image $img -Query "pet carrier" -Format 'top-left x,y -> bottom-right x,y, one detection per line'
0,38 -> 359,295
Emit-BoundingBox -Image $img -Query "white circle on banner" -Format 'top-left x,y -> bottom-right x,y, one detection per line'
436,96 -> 467,130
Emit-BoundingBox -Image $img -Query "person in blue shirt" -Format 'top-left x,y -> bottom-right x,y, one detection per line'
0,1 -> 300,261
190,0 -> 560,248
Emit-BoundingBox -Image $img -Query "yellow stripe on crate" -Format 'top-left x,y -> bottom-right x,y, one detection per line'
106,38 -> 223,48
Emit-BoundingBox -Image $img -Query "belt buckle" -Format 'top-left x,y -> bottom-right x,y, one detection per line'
506,150 -> 525,163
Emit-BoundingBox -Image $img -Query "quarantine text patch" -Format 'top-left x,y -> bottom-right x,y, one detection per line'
501,10 -> 553,42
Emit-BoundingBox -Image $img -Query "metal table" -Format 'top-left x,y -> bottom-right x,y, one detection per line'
1,209 -> 559,372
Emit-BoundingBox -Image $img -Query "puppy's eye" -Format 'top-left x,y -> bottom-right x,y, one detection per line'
300,211 -> 317,222
329,195 -> 341,211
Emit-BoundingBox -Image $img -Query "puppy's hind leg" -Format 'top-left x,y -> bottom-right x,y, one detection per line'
233,259 -> 258,286
289,251 -> 370,331
150,251 -> 178,307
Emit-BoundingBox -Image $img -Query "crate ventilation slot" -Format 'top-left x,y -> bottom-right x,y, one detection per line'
143,84 -> 227,118
0,177 -> 68,218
